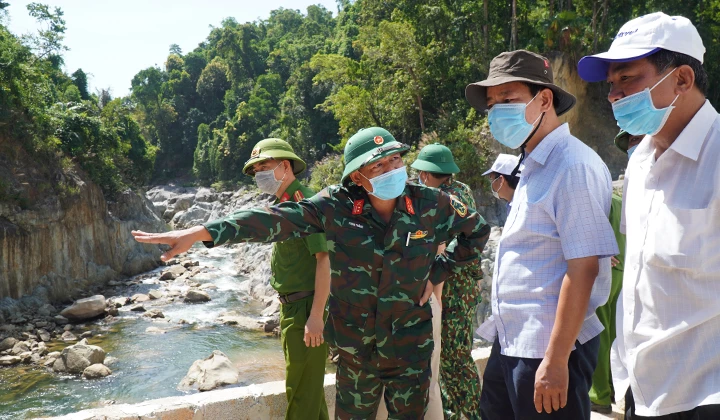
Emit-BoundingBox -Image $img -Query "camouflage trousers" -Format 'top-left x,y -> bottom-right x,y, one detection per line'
335,353 -> 431,420
440,272 -> 482,420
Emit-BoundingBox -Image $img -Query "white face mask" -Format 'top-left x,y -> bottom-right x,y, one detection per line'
255,163 -> 286,195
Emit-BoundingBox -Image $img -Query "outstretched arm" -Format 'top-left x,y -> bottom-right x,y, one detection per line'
134,192 -> 328,261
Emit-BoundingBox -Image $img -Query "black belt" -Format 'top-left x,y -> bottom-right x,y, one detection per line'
278,290 -> 314,304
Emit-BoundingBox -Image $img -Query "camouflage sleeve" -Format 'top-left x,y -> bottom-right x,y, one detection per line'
202,190 -> 329,248
428,196 -> 490,285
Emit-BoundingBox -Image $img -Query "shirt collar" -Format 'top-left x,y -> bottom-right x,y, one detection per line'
526,123 -> 570,167
275,179 -> 302,204
666,100 -> 715,161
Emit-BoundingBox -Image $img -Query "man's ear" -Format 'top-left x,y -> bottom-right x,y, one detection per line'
675,64 -> 696,95
540,88 -> 554,112
349,171 -> 362,185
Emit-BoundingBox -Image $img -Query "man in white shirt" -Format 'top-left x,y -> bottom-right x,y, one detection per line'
466,50 -> 618,419
579,12 -> 720,419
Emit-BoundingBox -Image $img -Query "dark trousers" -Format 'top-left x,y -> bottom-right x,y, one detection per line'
479,335 -> 599,420
625,388 -> 720,420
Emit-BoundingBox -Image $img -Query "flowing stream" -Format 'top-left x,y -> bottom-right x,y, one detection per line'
0,245 -> 324,419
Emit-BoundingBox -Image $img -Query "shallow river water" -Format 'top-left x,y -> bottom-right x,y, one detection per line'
0,245 -> 322,419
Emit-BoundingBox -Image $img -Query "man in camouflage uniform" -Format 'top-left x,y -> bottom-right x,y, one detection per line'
242,138 -> 330,420
412,144 -> 483,420
133,127 -> 491,419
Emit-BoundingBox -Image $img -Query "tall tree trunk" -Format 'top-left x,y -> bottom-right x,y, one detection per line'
483,0 -> 489,57
592,0 -> 599,53
511,0 -> 517,50
550,0 -> 555,16
407,67 -> 425,131
600,0 -> 610,45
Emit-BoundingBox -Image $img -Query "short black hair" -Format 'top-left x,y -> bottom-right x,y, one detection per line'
646,49 -> 707,95
491,172 -> 519,189
427,172 -> 453,181
523,83 -> 559,110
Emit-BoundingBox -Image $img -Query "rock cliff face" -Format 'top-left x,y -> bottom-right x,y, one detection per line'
0,167 -> 166,312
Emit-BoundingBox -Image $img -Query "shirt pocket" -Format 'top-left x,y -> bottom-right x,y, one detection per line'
391,306 -> 434,364
326,298 -> 374,359
647,204 -> 719,272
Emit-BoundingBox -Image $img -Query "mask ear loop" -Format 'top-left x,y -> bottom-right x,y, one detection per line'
492,176 -> 504,194
510,111 -> 545,177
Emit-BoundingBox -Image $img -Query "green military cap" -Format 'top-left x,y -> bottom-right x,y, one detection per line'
341,127 -> 410,183
410,143 -> 460,174
614,130 -> 630,154
242,138 -> 307,177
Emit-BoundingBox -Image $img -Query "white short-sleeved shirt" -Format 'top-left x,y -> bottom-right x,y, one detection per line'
612,100 -> 720,416
477,123 -> 618,358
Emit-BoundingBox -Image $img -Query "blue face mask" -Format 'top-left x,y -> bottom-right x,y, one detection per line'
488,94 -> 542,149
627,145 -> 638,160
361,166 -> 408,200
612,68 -> 679,136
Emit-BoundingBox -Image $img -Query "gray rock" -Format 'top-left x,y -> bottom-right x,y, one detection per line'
178,350 -> 239,392
11,341 -> 30,355
60,295 -> 106,321
37,304 -> 57,317
159,265 -> 187,281
129,304 -> 146,312
131,294 -> 150,303
148,290 -> 163,300
19,351 -> 33,363
52,356 -> 67,372
0,337 -> 18,352
61,331 -> 77,342
54,315 -> 69,325
145,326 -> 167,334
143,309 -> 165,319
83,363 -> 112,379
0,355 -> 21,366
58,342 -> 106,374
80,331 -> 93,339
35,341 -> 48,356
185,289 -> 211,303
261,299 -> 281,317
37,329 -> 51,342
108,297 -> 130,308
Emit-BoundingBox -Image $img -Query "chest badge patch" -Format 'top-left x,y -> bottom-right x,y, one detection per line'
352,199 -> 365,215
450,194 -> 468,218
409,230 -> 428,239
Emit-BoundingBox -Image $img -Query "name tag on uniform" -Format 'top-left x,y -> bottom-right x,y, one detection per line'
346,220 -> 366,231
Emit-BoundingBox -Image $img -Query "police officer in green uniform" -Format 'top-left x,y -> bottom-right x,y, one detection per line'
412,144 -> 483,420
132,127 -> 491,419
243,138 -> 331,420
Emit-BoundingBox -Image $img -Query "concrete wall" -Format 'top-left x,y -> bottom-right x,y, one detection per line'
42,349 -> 492,420
41,348 -> 622,420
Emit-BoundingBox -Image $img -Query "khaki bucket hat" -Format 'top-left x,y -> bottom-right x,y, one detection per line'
465,50 -> 576,117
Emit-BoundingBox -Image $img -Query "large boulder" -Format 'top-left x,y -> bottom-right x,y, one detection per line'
60,295 -> 106,321
83,363 -> 112,379
178,350 -> 239,392
185,289 -> 211,303
0,337 -> 18,352
0,355 -> 21,366
53,341 -> 106,374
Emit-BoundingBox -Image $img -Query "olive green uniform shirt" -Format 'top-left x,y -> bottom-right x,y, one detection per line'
270,179 -> 328,294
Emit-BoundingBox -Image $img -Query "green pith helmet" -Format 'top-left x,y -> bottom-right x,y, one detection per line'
242,138 -> 307,177
410,143 -> 460,174
614,130 -> 630,154
341,127 -> 410,183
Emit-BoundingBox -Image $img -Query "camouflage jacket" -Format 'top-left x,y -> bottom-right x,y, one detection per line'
203,183 -> 490,365
440,179 -> 483,309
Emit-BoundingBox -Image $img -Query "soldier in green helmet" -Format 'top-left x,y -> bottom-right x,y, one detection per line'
240,138 -> 330,420
133,127 -> 491,419
411,144 -> 483,420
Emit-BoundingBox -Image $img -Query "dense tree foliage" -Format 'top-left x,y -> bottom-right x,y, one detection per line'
4,1 -> 720,197
0,4 -> 156,201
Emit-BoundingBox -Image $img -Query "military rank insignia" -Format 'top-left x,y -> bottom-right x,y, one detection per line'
352,199 -> 365,215
404,196 -> 415,215
293,190 -> 305,201
279,192 -> 291,203
450,194 -> 467,217
409,230 -> 428,239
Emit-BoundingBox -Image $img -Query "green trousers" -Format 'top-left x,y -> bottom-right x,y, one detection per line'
280,296 -> 329,420
589,266 -> 624,406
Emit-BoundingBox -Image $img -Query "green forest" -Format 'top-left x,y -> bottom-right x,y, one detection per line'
2,0 -> 719,200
